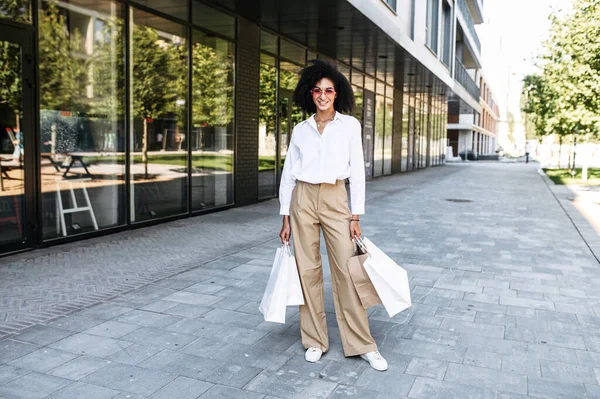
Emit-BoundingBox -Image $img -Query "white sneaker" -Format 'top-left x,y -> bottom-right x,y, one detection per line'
360,351 -> 388,371
305,347 -> 323,363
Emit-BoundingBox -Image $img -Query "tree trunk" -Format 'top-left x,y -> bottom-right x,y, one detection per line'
15,111 -> 20,132
142,118 -> 148,178
558,136 -> 562,169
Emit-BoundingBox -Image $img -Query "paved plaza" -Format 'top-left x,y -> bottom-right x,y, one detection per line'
1,162 -> 600,398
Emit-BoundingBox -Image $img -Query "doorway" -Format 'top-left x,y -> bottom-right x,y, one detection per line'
0,25 -> 37,253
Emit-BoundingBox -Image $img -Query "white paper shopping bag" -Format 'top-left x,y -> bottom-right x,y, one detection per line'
259,243 -> 304,323
357,237 -> 411,317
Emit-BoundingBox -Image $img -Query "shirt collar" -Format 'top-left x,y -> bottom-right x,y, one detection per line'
307,111 -> 342,129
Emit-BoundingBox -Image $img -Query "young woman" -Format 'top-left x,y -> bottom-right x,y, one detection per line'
279,60 -> 387,371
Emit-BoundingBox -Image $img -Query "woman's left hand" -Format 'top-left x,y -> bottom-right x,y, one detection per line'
350,220 -> 361,240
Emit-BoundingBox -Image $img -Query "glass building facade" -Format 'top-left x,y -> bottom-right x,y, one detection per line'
0,0 -> 448,255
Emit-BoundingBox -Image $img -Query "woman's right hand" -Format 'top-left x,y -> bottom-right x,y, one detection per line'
280,216 -> 291,244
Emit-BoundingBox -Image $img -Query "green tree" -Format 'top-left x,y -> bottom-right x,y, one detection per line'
131,25 -> 185,177
0,41 -> 22,130
0,0 -> 31,22
522,0 -> 600,144
38,1 -> 88,112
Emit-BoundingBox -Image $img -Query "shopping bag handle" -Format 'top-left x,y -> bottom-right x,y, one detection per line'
352,237 -> 368,254
282,241 -> 292,256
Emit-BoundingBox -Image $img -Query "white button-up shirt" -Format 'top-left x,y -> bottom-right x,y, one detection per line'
279,111 -> 366,215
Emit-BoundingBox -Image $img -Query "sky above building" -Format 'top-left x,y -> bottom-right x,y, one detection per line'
479,0 -> 572,119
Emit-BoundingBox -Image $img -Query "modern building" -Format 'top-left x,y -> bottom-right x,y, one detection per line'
0,0 -> 489,255
448,71 -> 500,159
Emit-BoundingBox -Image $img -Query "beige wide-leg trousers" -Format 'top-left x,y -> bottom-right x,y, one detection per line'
290,180 -> 377,357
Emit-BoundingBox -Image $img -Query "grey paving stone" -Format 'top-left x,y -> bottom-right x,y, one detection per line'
83,320 -> 141,339
9,348 -> 79,373
205,363 -> 263,388
0,372 -> 71,399
184,282 -> 228,295
407,376 -> 497,399
535,330 -> 586,350
464,349 -> 501,370
444,363 -> 527,394
46,316 -> 106,332
434,307 -> 476,322
120,327 -> 197,350
319,359 -> 367,385
140,300 -> 180,313
408,315 -> 443,329
528,377 -> 587,399
140,349 -> 224,380
164,318 -> 206,335
49,333 -> 132,357
277,355 -> 329,379
586,383 -> 600,399
525,343 -> 580,363
201,309 -> 264,329
540,360 -> 597,384
78,304 -> 134,320
329,384 -> 379,399
410,327 -> 460,346
149,376 -> 212,399
81,363 -> 176,396
45,382 -> 120,399
162,303 -> 212,318
0,364 -> 29,385
194,323 -> 270,346
440,318 -> 504,339
214,298 -> 256,312
48,356 -> 111,380
393,339 -> 465,363
244,370 -> 338,398
13,326 -> 75,346
0,340 -> 39,363
355,358 -> 414,394
499,297 -> 555,311
449,299 -> 506,315
502,355 -> 541,377
162,291 -> 224,306
405,357 -> 448,380
107,343 -> 163,366
114,310 -> 183,329
455,334 -> 526,356
475,312 -> 517,328
199,384 -> 266,399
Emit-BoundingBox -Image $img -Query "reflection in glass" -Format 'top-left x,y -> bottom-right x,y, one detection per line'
0,40 -> 25,245
279,62 -> 302,183
193,0 -> 234,39
414,99 -> 421,169
408,105 -> 415,170
1,0 -> 31,23
401,103 -> 408,172
384,97 -> 393,175
352,86 -> 363,125
131,9 -> 187,222
38,0 -> 125,240
191,31 -> 234,211
258,53 -> 277,199
373,94 -> 384,177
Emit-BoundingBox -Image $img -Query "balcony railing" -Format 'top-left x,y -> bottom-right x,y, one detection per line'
455,58 -> 480,101
457,0 -> 481,53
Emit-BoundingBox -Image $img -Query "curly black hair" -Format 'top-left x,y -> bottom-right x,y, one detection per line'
293,59 -> 355,114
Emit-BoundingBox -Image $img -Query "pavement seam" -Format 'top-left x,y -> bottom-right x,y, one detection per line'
537,167 -> 600,266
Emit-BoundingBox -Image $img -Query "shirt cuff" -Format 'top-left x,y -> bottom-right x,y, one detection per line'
280,205 -> 290,215
351,205 -> 364,215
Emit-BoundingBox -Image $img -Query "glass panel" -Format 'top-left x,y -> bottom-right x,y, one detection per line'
351,69 -> 364,88
258,53 -> 277,199
278,62 -> 303,183
261,30 -> 278,54
414,99 -> 421,168
38,0 -> 125,240
384,98 -> 392,175
401,103 -> 408,171
0,39 -> 25,245
338,63 -> 350,83
0,0 -> 31,23
191,31 -> 234,211
131,9 -> 188,222
352,86 -> 363,125
408,105 -> 415,170
134,0 -> 187,21
280,38 -> 305,65
373,94 -> 384,177
364,76 -> 375,93
193,0 -> 234,39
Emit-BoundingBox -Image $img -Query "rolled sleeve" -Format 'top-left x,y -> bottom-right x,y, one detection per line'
348,119 -> 365,215
279,136 -> 298,215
